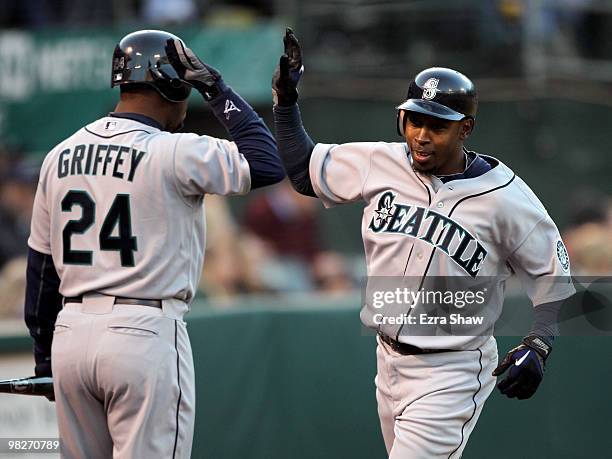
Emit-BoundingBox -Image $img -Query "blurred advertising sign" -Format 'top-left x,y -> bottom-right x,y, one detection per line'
0,25 -> 281,153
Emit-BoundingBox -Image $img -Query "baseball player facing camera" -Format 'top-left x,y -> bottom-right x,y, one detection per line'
24,29 -> 284,458
273,28 -> 575,458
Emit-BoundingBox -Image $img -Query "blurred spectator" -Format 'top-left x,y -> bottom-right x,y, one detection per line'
566,188 -> 610,227
564,222 -> 612,275
573,3 -> 609,59
226,0 -> 274,17
142,0 -> 198,25
243,180 -> 353,294
244,180 -> 323,263
58,0 -> 114,25
563,191 -> 612,275
535,0 -> 608,59
199,194 -> 269,303
0,159 -> 38,268
0,256 -> 27,319
311,251 -> 353,295
111,0 -> 141,24
477,0 -> 523,74
0,0 -> 49,28
0,0 -> 128,27
208,0 -> 274,21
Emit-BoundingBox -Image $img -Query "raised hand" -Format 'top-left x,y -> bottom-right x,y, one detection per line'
272,27 -> 304,106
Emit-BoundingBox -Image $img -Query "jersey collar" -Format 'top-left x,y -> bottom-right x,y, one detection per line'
435,149 -> 490,183
108,112 -> 163,131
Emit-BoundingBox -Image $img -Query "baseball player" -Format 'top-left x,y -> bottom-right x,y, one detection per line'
272,28 -> 575,458
24,29 -> 284,458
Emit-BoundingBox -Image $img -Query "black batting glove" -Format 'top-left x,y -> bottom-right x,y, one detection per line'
165,38 -> 227,101
34,355 -> 55,402
34,357 -> 52,378
272,27 -> 304,106
492,335 -> 552,400
33,339 -> 52,378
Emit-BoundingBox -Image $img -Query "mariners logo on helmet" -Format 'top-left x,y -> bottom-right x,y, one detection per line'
422,78 -> 440,100
395,67 -> 478,136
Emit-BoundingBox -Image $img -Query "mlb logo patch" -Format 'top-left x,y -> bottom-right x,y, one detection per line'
105,121 -> 117,131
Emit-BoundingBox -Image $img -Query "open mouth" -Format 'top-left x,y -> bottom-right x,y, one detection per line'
413,150 -> 433,160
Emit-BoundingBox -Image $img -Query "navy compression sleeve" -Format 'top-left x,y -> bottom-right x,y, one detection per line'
273,104 -> 317,197
529,299 -> 565,345
208,87 -> 284,189
24,247 -> 63,376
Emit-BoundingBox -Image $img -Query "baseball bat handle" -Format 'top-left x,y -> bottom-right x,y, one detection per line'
0,376 -> 54,397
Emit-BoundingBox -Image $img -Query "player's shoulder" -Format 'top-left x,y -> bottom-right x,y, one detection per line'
83,116 -> 230,157
314,141 -> 408,163
85,116 -> 159,135
314,141 -> 381,155
85,117 -> 225,154
374,142 -> 409,157
45,115 -> 160,155
85,116 -> 174,148
161,132 -> 234,159
482,155 -> 548,216
38,125 -> 91,176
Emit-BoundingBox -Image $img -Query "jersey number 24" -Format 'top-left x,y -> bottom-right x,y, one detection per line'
61,190 -> 137,267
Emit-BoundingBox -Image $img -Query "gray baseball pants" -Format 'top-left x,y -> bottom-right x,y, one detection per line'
375,336 -> 497,458
51,295 -> 195,458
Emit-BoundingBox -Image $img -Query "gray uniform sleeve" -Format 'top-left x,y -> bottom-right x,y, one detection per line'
309,142 -> 376,208
508,216 -> 575,306
172,133 -> 251,197
28,157 -> 52,255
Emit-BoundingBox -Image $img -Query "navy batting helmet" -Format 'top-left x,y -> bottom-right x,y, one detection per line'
396,67 -> 477,136
111,30 -> 191,102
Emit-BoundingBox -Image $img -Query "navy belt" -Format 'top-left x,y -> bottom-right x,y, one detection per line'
64,295 -> 162,309
378,333 -> 452,355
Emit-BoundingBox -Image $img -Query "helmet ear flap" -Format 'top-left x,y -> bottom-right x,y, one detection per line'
397,110 -> 406,137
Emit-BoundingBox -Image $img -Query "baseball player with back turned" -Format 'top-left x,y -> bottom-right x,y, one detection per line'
272,29 -> 575,458
24,29 -> 284,458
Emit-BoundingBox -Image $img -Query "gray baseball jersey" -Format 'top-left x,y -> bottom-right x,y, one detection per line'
309,141 -> 575,350
308,140 -> 574,458
28,115 -> 252,458
29,116 -> 251,306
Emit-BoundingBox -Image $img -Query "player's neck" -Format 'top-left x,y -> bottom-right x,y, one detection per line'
436,147 -> 467,175
114,99 -> 169,130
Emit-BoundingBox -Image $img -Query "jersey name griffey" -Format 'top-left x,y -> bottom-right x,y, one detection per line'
29,116 -> 251,307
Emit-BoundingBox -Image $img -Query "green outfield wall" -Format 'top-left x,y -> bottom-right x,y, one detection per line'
2,294 -> 610,458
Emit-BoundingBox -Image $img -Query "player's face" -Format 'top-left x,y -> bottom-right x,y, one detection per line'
404,111 -> 472,175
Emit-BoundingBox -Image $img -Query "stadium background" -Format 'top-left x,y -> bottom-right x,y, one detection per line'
0,1 -> 611,458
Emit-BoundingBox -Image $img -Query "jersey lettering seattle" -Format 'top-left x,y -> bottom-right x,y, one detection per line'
57,144 -> 146,181
368,191 -> 487,277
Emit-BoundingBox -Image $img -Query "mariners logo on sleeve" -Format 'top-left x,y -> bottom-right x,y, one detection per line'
556,240 -> 570,272
368,191 -> 488,277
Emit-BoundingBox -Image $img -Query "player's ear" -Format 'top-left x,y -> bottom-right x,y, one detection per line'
459,118 -> 474,140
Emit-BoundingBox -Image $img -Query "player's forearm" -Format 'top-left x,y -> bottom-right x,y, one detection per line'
529,299 -> 564,343
208,86 -> 284,189
272,103 -> 316,197
24,247 -> 63,375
